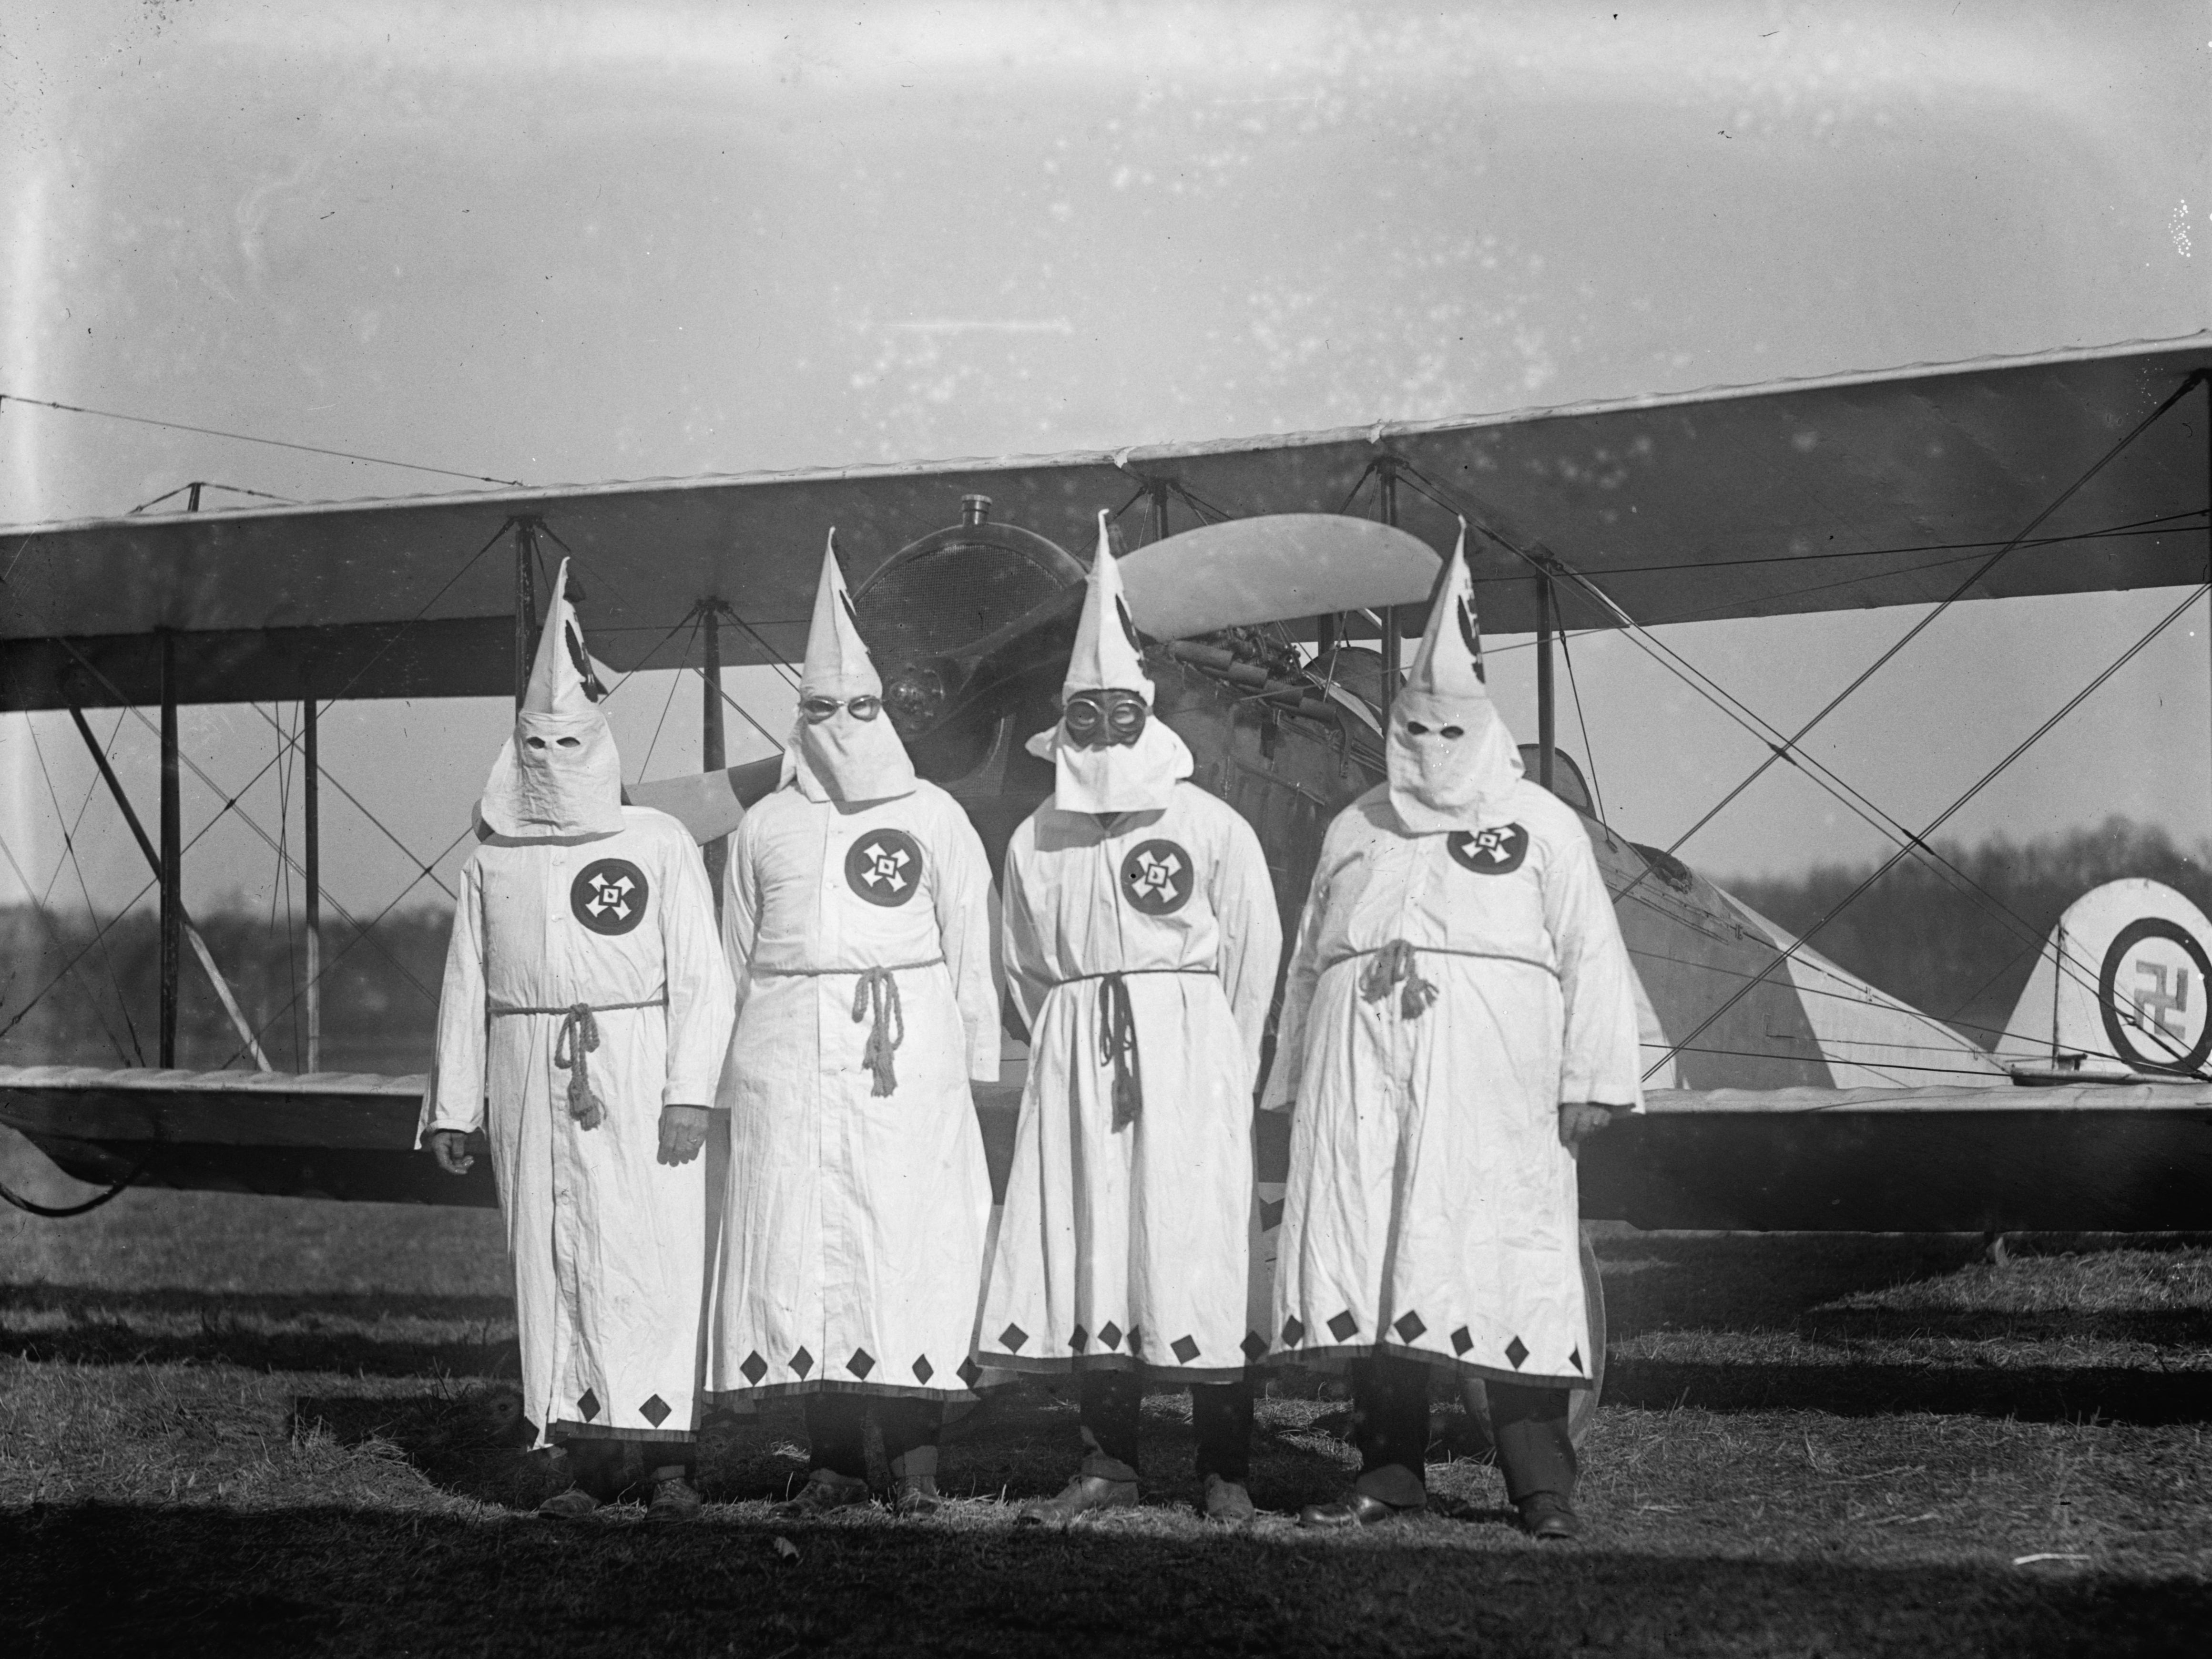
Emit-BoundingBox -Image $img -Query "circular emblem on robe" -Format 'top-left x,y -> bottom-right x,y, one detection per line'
845,828 -> 923,907
2098,917 -> 2212,1075
1447,824 -> 1529,876
571,859 -> 650,935
1120,839 -> 1194,915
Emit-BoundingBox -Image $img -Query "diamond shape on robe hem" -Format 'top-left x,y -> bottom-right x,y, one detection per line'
1394,1311 -> 1427,1343
639,1394 -> 671,1428
578,1389 -> 601,1422
1099,1321 -> 1122,1351
1171,1335 -> 1200,1364
1281,1317 -> 1305,1346
1327,1311 -> 1359,1342
791,1347 -> 815,1378
1570,1347 -> 1584,1374
848,1349 -> 876,1380
1070,1325 -> 1090,1353
956,1358 -> 982,1389
1259,1199 -> 1285,1230
740,1352 -> 767,1386
1242,1331 -> 1268,1362
912,1355 -> 935,1384
1505,1336 -> 1529,1370
1450,1327 -> 1473,1356
999,1322 -> 1029,1353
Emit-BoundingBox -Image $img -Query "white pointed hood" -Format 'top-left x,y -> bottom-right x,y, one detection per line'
783,530 -> 918,804
1386,521 -> 1523,834
478,556 -> 626,839
1026,512 -> 1193,814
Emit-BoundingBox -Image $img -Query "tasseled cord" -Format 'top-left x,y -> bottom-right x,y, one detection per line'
852,967 -> 907,1098
552,1004 -> 607,1129
1359,940 -> 1438,1020
1096,973 -> 1143,1131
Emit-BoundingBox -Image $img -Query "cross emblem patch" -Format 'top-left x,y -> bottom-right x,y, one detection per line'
845,828 -> 923,908
1119,838 -> 1194,916
1446,823 -> 1529,876
570,859 -> 650,935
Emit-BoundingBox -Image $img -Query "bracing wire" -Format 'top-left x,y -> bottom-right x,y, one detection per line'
1645,580 -> 2212,1080
1557,626 -> 1605,823
0,391 -> 528,490
636,613 -> 704,781
17,718 -> 139,1064
1391,461 -> 2151,1019
0,820 -> 135,1066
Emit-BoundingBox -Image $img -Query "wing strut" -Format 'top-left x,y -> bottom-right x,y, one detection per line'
63,703 -> 273,1070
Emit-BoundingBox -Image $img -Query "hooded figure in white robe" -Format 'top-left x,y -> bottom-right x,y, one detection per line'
979,513 -> 1282,1524
1262,526 -> 1642,1539
421,560 -> 735,1521
709,532 -> 999,1516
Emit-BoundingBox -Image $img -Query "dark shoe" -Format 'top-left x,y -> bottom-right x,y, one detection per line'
777,1468 -> 873,1517
646,1475 -> 703,1524
1019,1474 -> 1139,1524
1518,1493 -> 1582,1540
1202,1475 -> 1255,1525
1298,1491 -> 1422,1530
536,1486 -> 601,1521
893,1476 -> 943,1518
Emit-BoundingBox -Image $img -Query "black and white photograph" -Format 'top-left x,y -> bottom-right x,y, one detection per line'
2,2 -> 2209,1653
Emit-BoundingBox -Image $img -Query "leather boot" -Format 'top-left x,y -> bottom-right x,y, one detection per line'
1018,1473 -> 1138,1524
646,1472 -> 703,1523
778,1467 -> 873,1517
1202,1474 -> 1255,1524
536,1487 -> 601,1521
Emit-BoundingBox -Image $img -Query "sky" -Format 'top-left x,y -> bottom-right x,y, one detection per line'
1,0 -> 2209,933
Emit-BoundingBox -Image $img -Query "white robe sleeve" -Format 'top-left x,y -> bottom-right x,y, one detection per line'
659,830 -> 737,1109
999,832 -> 1050,1044
931,799 -> 1001,1083
1543,819 -> 1646,1112
418,857 -> 488,1142
1207,807 -> 1283,1085
1259,854 -> 1327,1114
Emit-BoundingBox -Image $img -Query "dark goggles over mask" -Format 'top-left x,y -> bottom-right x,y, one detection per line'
800,694 -> 882,724
1062,689 -> 1149,749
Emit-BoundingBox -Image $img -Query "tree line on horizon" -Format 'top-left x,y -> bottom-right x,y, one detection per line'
4,816 -> 2208,1074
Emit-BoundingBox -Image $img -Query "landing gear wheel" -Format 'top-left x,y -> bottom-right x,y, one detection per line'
1460,1224 -> 1607,1450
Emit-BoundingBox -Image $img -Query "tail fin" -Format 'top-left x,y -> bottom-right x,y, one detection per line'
1993,879 -> 2212,1080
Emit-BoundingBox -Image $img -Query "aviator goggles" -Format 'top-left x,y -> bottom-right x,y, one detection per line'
799,694 -> 883,723
1062,688 -> 1149,749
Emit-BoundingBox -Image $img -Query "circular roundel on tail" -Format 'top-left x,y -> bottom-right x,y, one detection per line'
2098,917 -> 2212,1075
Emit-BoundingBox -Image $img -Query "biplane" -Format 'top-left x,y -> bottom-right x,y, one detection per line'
7,332 -> 2212,1278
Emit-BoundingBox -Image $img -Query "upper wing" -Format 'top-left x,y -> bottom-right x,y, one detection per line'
7,333 -> 2206,710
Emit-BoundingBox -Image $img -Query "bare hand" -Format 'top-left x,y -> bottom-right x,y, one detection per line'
658,1105 -> 710,1167
426,1129 -> 476,1175
1557,1103 -> 1613,1149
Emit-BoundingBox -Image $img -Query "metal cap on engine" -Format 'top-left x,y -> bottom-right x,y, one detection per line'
961,493 -> 992,527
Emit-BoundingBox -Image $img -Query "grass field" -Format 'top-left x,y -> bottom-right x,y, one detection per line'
4,1127 -> 2210,1657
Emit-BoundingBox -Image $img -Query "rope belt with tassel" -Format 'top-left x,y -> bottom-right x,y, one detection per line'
488,996 -> 668,1130
1335,942 -> 1558,1021
1049,968 -> 1210,1132
755,959 -> 944,1098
